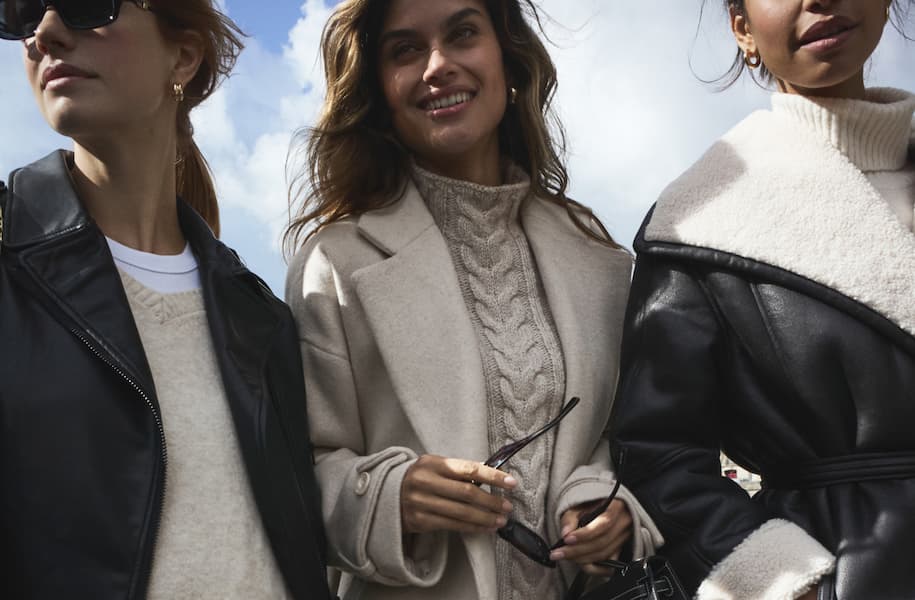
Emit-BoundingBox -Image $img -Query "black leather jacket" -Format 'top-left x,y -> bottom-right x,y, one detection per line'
611,215 -> 915,600
0,152 -> 332,600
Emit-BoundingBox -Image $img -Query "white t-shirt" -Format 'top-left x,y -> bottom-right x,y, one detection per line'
106,237 -> 202,293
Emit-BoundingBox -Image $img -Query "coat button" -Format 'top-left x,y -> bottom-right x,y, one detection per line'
355,472 -> 371,496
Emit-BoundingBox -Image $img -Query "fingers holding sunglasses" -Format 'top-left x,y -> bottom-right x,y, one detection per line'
550,499 -> 633,565
401,455 -> 516,534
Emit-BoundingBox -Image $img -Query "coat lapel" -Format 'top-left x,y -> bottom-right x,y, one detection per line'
647,111 -> 915,338
353,185 -> 490,462
522,200 -> 633,475
182,202 -> 284,434
9,151 -> 155,395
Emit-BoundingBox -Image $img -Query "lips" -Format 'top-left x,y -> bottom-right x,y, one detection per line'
41,63 -> 93,89
798,17 -> 857,47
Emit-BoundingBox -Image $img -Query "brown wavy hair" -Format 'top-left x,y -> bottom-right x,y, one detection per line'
284,0 -> 620,255
151,0 -> 245,236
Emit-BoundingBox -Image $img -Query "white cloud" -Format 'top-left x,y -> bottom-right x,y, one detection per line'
190,0 -> 333,248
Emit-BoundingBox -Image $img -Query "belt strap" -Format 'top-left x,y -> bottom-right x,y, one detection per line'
763,451 -> 915,490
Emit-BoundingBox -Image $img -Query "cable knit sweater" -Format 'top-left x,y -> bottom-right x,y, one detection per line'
413,164 -> 566,600
120,272 -> 289,600
772,87 -> 915,229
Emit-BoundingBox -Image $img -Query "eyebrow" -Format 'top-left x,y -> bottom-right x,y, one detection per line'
379,7 -> 484,47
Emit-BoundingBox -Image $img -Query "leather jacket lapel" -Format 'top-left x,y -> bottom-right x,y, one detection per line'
9,151 -> 155,394
354,185 -> 490,462
181,202 -> 284,430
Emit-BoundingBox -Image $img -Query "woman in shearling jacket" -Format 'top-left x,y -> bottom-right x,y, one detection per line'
610,1 -> 915,599
0,2 -> 330,598
284,1 -> 661,598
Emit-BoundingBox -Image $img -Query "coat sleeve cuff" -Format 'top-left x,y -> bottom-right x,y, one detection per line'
365,459 -> 448,587
696,519 -> 835,600
554,478 -> 664,559
325,448 -> 448,587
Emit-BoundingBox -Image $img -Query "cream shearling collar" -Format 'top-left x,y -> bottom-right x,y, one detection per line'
645,92 -> 915,337
772,87 -> 915,172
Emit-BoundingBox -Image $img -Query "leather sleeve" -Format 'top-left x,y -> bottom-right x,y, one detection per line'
609,253 -> 832,596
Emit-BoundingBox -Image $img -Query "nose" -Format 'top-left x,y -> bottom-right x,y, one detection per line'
422,47 -> 456,85
32,7 -> 76,56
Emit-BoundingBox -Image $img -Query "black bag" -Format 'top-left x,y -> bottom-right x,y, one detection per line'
565,556 -> 688,600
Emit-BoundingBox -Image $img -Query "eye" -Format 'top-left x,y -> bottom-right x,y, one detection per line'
450,24 -> 478,42
391,41 -> 421,60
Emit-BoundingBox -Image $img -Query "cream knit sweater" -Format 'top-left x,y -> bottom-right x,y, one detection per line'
772,87 -> 915,229
413,164 -> 566,600
120,272 -> 289,600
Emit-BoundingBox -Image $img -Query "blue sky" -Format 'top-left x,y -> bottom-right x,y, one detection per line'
1,1 -> 913,295
225,0 -> 322,54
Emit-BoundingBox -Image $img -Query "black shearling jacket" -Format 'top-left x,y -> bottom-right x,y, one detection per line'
0,151 -> 333,600
610,107 -> 915,600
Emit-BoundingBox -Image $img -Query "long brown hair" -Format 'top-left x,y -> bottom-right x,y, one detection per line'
284,0 -> 621,255
152,0 -> 245,236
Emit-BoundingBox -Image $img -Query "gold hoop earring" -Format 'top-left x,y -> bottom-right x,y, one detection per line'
173,82 -> 185,103
509,87 -> 518,105
744,49 -> 762,69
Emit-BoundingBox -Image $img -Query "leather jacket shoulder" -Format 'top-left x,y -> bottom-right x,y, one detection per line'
1,151 -> 331,600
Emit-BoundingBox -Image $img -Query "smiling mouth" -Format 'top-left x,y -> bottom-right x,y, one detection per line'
422,91 -> 474,111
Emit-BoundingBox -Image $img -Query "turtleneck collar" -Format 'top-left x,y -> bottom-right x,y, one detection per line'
411,162 -> 531,235
771,87 -> 915,172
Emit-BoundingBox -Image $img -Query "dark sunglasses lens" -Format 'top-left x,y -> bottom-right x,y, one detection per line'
56,0 -> 117,29
498,520 -> 554,567
0,0 -> 45,40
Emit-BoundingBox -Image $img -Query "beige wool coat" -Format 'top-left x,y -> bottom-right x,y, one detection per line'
286,183 -> 663,600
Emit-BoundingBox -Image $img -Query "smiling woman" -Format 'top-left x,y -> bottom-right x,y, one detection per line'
283,0 -> 663,599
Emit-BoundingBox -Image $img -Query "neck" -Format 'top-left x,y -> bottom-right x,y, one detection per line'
414,138 -> 503,186
72,128 -> 185,255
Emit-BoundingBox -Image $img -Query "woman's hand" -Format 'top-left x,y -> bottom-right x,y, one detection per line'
551,499 -> 633,575
798,589 -> 819,600
401,455 -> 517,534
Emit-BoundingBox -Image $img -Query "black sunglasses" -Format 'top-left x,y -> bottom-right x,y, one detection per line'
477,397 -> 598,567
498,439 -> 626,569
0,0 -> 151,41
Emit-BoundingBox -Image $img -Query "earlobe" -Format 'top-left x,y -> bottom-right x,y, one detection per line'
730,11 -> 755,57
171,32 -> 205,93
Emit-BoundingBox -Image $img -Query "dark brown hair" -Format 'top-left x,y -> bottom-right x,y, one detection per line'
152,0 -> 245,236
284,0 -> 620,255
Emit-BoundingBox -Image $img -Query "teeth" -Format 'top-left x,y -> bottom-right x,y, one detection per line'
427,92 -> 471,111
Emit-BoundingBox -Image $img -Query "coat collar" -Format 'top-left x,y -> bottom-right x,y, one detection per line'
645,109 -> 915,338
5,150 -> 285,405
353,182 -> 632,464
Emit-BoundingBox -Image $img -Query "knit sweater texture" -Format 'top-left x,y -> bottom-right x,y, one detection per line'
120,272 -> 289,600
413,164 -> 566,600
772,87 -> 915,230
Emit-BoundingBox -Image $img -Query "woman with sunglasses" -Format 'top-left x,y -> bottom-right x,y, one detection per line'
284,0 -> 663,598
0,2 -> 331,599
611,1 -> 915,599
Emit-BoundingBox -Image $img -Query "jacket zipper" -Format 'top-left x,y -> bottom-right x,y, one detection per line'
72,329 -> 167,595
